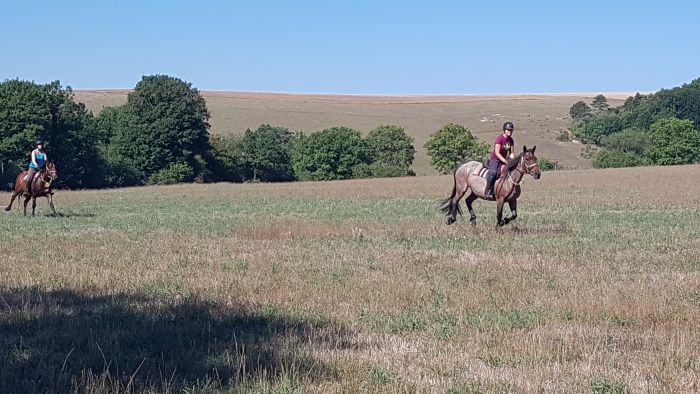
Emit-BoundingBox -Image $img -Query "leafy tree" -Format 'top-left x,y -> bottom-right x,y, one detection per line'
424,123 -> 489,174
241,124 -> 294,181
592,149 -> 648,168
108,75 -> 211,182
571,112 -> 624,144
569,101 -> 592,120
0,79 -> 100,188
291,127 -> 369,181
591,94 -> 609,111
365,125 -> 416,176
646,117 -> 700,165
209,134 -> 245,182
600,128 -> 649,155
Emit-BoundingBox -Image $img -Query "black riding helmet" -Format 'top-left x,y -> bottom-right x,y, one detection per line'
36,139 -> 44,146
503,122 -> 514,131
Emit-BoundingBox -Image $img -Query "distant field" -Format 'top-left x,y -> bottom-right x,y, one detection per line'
73,90 -> 631,174
1,166 -> 698,393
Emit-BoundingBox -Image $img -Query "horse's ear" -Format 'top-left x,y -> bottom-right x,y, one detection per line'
523,145 -> 527,153
532,146 -> 536,153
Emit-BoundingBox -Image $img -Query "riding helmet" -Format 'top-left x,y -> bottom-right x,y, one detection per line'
503,122 -> 514,131
36,139 -> 44,146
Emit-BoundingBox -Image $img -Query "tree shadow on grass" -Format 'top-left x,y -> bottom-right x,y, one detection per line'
0,287 -> 356,393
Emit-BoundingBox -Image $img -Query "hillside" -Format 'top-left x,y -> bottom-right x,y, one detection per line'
74,90 -> 630,174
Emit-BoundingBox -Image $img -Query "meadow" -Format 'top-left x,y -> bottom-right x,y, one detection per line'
1,165 -> 699,393
73,91 -> 631,174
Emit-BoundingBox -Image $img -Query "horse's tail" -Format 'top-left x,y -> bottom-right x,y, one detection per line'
439,169 -> 462,217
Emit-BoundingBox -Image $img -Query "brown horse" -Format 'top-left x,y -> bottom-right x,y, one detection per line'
5,162 -> 58,216
440,146 -> 541,227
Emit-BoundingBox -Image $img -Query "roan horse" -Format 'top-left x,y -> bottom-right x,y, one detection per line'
440,146 -> 541,227
5,162 -> 58,216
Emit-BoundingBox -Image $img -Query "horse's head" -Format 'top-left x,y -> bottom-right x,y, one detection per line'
44,162 -> 58,182
522,145 -> 541,179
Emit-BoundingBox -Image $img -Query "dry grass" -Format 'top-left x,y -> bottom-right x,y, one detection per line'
1,165 -> 699,393
73,90 -> 631,174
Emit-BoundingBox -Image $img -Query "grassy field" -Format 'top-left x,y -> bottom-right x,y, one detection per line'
1,165 -> 698,393
73,90 -> 631,174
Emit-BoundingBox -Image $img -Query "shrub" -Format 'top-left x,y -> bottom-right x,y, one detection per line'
148,162 -> 195,185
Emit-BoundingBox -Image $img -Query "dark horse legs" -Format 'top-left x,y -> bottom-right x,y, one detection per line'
465,193 -> 478,225
497,199 -> 518,227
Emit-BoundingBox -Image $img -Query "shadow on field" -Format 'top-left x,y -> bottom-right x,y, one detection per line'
44,212 -> 97,218
0,287 -> 353,393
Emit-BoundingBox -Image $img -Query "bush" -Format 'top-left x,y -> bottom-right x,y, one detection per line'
592,149 -> 648,168
646,117 -> 700,165
365,125 -> 415,176
209,134 -> 245,182
537,158 -> 559,171
148,162 -> 195,185
424,123 -> 490,174
556,130 -> 572,141
291,127 -> 369,181
369,162 -> 410,178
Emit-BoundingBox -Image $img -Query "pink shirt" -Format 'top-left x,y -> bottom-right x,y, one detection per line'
491,134 -> 514,161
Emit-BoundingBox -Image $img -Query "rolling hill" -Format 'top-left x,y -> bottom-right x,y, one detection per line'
73,90 -> 631,174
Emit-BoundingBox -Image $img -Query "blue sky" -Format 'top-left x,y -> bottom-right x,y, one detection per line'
1,1 -> 698,94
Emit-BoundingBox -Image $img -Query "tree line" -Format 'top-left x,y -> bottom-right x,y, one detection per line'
569,78 -> 700,168
1,75 -> 502,189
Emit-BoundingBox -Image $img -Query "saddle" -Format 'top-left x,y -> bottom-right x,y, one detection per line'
473,163 -> 507,179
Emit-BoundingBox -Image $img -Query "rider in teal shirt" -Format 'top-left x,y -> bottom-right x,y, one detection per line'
24,140 -> 48,196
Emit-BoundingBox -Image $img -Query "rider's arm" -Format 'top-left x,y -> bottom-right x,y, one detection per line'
42,152 -> 48,166
31,150 -> 38,167
494,143 -> 508,164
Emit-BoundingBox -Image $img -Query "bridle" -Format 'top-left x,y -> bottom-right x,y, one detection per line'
508,155 -> 539,185
38,166 -> 57,189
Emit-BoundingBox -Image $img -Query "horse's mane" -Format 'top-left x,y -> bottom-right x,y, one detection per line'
506,152 -> 523,171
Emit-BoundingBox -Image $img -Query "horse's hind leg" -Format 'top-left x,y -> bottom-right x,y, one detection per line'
465,192 -> 478,226
446,185 -> 469,225
31,198 -> 37,217
5,191 -> 20,211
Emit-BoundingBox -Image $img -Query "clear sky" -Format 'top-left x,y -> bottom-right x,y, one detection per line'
2,0 -> 698,94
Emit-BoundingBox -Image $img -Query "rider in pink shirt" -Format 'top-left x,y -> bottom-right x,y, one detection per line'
484,122 -> 515,198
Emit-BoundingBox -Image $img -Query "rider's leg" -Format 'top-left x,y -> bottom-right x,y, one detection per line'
485,160 -> 500,198
24,168 -> 36,197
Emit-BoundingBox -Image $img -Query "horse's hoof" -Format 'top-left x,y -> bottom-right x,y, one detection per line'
446,217 -> 455,225
4,207 -> 9,212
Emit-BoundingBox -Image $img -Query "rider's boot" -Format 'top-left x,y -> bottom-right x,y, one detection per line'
23,176 -> 32,197
484,174 -> 496,199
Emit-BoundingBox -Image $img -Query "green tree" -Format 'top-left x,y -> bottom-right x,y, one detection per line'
241,124 -> 294,181
209,133 -> 245,182
591,94 -> 609,112
291,127 -> 369,181
646,117 -> 700,165
365,125 -> 416,176
571,112 -> 624,144
0,79 -> 101,188
569,101 -> 592,120
424,123 -> 489,174
108,75 -> 211,182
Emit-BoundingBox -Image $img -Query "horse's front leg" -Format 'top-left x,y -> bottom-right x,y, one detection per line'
47,193 -> 56,215
23,196 -> 30,216
31,197 -> 37,217
496,197 -> 506,227
504,199 -> 517,225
